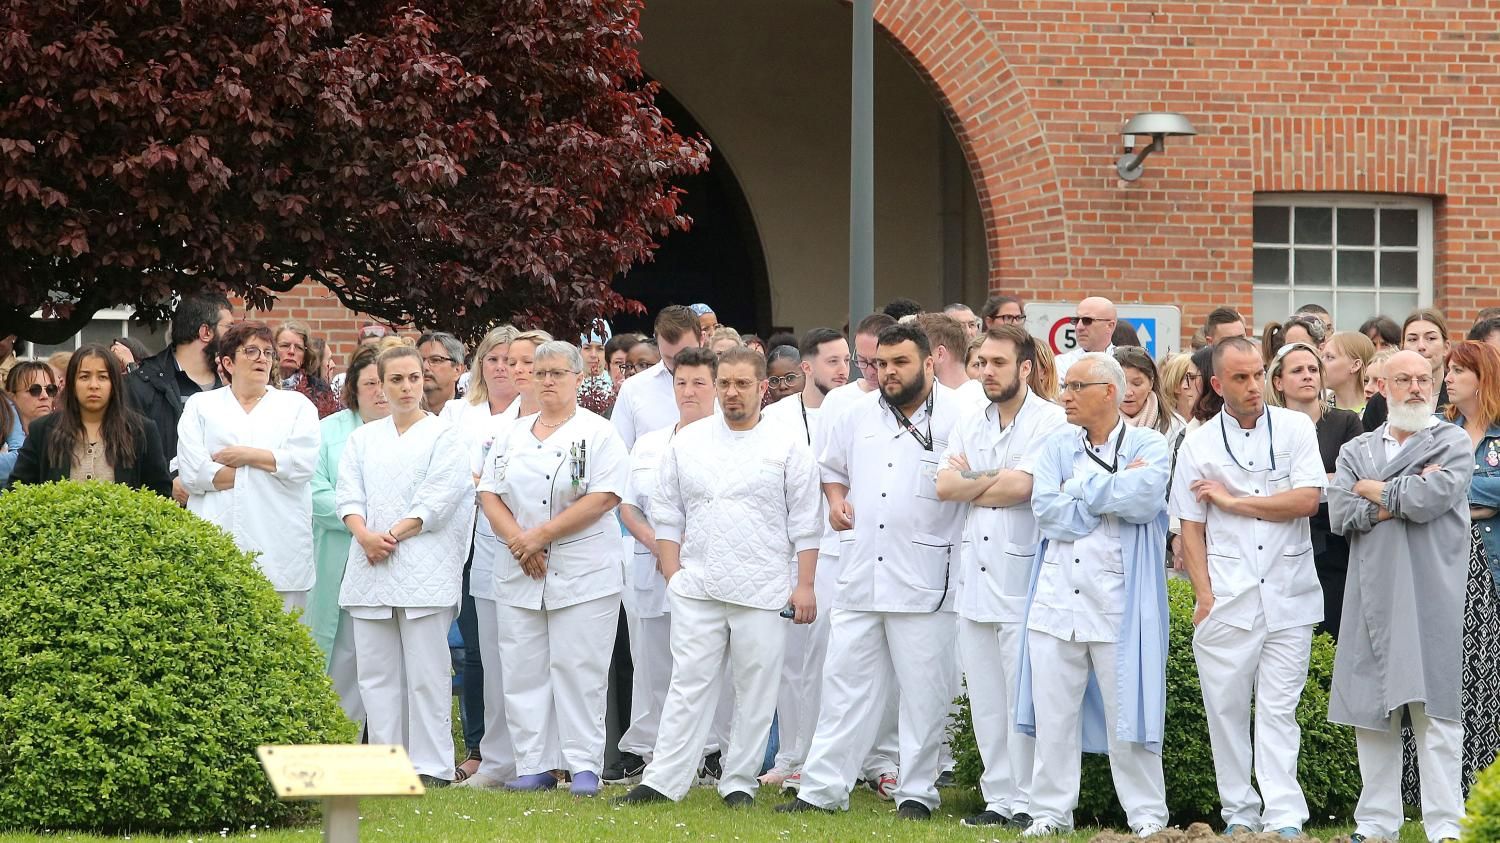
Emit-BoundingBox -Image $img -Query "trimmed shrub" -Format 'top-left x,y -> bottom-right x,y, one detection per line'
951,577 -> 1360,825
0,482 -> 354,833
1466,755 -> 1500,843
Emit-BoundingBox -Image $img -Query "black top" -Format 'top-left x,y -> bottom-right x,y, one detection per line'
1360,393 -> 1387,433
2,412 -> 173,498
1316,406 -> 1365,474
126,346 -> 217,469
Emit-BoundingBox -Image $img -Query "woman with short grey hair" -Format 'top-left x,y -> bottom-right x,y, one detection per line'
477,339 -> 630,796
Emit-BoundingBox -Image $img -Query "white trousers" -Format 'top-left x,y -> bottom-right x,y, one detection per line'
329,609 -> 365,725
1193,612 -> 1313,830
1354,704 -> 1464,842
497,595 -> 620,775
959,617 -> 1034,817
351,607 -> 456,780
641,591 -> 787,800
619,610 -> 671,759
279,589 -> 309,620
472,596 -> 517,780
799,609 -> 957,811
1028,631 -> 1168,830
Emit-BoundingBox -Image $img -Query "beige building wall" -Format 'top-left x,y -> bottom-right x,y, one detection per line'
638,0 -> 988,335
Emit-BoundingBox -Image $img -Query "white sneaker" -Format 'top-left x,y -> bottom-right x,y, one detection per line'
1135,822 -> 1167,838
453,771 -> 507,790
1022,819 -> 1072,837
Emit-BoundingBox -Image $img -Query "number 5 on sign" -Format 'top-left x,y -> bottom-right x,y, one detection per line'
258,745 -> 424,842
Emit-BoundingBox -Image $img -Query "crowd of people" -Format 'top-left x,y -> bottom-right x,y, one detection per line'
2,290 -> 1500,840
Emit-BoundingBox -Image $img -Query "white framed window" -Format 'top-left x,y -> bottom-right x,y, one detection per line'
1252,193 -> 1433,331
20,308 -> 169,360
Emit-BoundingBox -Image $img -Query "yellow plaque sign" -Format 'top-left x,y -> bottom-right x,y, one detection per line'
257,745 -> 424,799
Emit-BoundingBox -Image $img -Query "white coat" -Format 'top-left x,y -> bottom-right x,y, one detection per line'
444,398 -> 522,602
625,425 -> 673,618
817,383 -> 967,613
336,414 -> 473,610
611,361 -> 676,449
178,386 -> 320,592
479,408 -> 629,609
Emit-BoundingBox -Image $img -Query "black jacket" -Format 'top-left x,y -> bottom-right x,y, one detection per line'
2,412 -> 172,498
126,346 -> 203,468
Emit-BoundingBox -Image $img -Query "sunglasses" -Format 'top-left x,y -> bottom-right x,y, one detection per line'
24,383 -> 59,398
1068,315 -> 1113,327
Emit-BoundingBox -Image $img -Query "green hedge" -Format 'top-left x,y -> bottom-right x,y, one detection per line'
1467,754 -> 1500,843
0,482 -> 354,833
951,577 -> 1360,824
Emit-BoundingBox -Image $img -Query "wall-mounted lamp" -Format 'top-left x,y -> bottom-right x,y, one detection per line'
1115,112 -> 1197,182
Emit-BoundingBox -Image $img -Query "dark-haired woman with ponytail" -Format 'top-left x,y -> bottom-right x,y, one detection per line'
3,344 -> 170,496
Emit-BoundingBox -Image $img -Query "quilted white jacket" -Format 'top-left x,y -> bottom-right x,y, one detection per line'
336,414 -> 473,609
651,414 -> 822,610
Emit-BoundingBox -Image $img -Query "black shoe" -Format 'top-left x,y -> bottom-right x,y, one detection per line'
935,770 -> 956,788
722,790 -> 754,808
776,797 -> 833,814
418,774 -> 451,789
1010,812 -> 1035,831
612,784 -> 670,806
603,752 -> 647,784
962,810 -> 1009,827
696,750 -> 723,784
897,800 -> 931,820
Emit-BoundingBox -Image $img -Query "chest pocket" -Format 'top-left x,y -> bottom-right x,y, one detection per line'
915,455 -> 940,501
1268,469 -> 1293,494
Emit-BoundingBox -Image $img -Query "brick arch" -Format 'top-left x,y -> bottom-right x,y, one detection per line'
874,0 -> 1071,292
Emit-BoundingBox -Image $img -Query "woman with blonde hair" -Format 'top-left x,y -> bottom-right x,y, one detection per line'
1158,352 -> 1199,425
1029,342 -> 1058,402
708,326 -> 743,357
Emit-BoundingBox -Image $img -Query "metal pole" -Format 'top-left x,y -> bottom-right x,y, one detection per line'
849,0 -> 875,337
323,796 -> 360,843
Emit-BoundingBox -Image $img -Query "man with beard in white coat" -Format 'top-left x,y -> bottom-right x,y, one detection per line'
759,327 -> 849,786
1172,337 -> 1325,836
336,345 -> 474,787
615,346 -> 822,807
935,325 -> 1064,829
608,346 -> 720,784
778,322 -> 966,820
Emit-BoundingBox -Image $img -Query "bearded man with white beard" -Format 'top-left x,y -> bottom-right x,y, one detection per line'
1327,349 -> 1475,843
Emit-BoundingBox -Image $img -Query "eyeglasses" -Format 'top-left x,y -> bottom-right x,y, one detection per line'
1068,315 -> 1112,327
1388,374 -> 1434,390
533,368 -> 578,381
23,383 -> 59,398
1183,373 -> 1202,383
995,313 -> 1027,325
238,346 -> 274,361
276,341 -> 306,353
423,355 -> 456,366
958,319 -> 981,331
855,356 -> 877,371
1060,380 -> 1111,393
768,373 -> 803,388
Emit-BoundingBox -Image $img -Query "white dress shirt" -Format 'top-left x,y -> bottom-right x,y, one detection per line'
818,383 -> 967,612
652,414 -> 822,609
945,389 -> 1067,623
178,386 -> 320,591
479,409 -> 629,610
611,360 -> 677,449
1170,406 -> 1327,631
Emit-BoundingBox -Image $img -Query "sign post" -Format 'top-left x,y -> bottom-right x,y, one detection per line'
1024,303 -> 1184,358
258,745 -> 424,843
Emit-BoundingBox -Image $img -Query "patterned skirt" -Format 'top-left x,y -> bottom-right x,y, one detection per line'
1402,524 -> 1500,802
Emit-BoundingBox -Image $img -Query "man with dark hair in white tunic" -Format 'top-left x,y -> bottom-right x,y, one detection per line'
1328,349 -> 1474,843
614,346 -> 821,807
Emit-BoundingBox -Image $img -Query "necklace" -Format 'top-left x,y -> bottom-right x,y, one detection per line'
536,410 -> 576,430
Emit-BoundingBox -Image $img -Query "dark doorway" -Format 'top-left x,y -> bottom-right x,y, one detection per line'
611,87 -> 771,339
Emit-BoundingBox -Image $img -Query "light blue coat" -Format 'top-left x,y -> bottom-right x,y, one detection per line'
0,396 -> 24,484
1015,422 -> 1171,754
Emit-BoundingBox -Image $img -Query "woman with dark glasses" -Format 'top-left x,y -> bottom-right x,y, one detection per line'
2,361 -> 58,483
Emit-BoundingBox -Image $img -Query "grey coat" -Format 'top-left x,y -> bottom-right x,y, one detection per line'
1326,421 -> 1474,730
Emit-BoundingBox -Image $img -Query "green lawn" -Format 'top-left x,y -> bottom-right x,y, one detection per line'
0,785 -> 1420,843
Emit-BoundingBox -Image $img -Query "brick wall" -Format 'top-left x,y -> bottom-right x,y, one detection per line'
255,1 -> 1500,354
879,0 -> 1500,336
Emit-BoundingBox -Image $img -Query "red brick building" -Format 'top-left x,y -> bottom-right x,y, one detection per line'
25,1 -> 1500,362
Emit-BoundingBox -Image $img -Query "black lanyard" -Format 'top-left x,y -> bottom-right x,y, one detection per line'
1083,423 -> 1128,474
1219,410 -> 1276,472
887,390 -> 935,451
798,395 -> 811,445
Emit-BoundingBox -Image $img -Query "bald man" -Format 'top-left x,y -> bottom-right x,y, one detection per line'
1053,297 -> 1118,389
